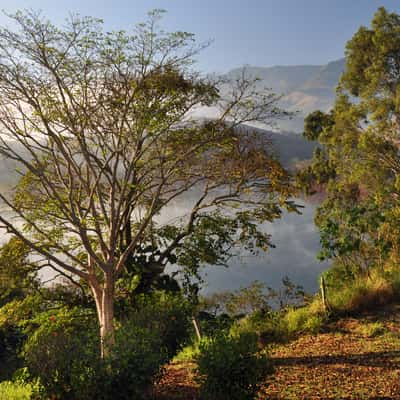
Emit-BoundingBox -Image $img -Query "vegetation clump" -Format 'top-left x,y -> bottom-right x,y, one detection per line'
195,332 -> 272,400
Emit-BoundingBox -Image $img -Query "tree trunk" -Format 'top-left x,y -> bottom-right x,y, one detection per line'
90,275 -> 116,358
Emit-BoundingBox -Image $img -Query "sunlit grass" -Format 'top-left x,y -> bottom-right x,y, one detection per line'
0,381 -> 33,400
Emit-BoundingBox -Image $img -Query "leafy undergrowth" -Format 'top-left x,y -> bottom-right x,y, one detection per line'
154,305 -> 400,399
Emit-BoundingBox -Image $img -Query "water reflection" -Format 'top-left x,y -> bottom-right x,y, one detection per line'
166,201 -> 328,295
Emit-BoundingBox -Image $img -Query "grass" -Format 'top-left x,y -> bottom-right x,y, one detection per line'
266,309 -> 400,399
173,342 -> 201,362
327,274 -> 395,315
284,298 -> 326,336
155,305 -> 400,399
282,268 -> 400,339
0,381 -> 33,400
167,267 -> 400,399
355,321 -> 386,338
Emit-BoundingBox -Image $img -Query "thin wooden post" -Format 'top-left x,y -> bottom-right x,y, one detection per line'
320,275 -> 330,313
192,315 -> 202,340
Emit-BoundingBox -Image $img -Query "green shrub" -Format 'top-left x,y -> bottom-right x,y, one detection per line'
383,269 -> 400,297
328,274 -> 395,315
0,325 -> 24,381
173,341 -> 201,362
76,323 -> 169,400
196,332 -> 272,400
230,310 -> 288,345
356,321 -> 386,338
197,311 -> 235,337
0,381 -> 34,400
285,300 -> 326,336
323,261 -> 359,291
22,306 -> 169,400
21,307 -> 98,399
123,291 -> 192,358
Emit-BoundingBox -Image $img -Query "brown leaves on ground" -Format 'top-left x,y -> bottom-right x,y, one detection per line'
154,306 -> 400,399
154,361 -> 199,400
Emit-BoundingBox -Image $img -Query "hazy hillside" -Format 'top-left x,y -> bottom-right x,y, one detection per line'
0,124 -> 315,192
0,64 -> 326,293
0,59 -> 344,191
225,58 -> 345,132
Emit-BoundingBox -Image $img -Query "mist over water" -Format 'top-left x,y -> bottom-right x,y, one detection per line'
198,201 -> 327,295
162,198 -> 327,295
0,144 -> 327,295
0,186 -> 326,294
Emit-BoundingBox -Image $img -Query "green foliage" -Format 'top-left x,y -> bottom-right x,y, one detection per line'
0,325 -> 24,381
319,261 -> 400,316
118,290 -> 193,358
327,274 -> 396,315
21,307 -> 97,399
230,310 -> 288,344
300,7 -> 400,274
356,321 -> 386,338
0,381 -> 34,400
284,303 -> 326,336
303,110 -> 335,141
173,341 -> 202,362
196,333 -> 272,400
385,268 -> 400,294
197,279 -> 308,346
21,306 -> 169,400
0,238 -> 41,383
0,288 -> 192,398
0,238 -> 37,306
199,312 -> 234,337
85,322 -> 169,400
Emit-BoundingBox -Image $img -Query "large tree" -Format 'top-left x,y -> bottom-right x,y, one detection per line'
300,7 -> 400,272
0,10 -> 295,356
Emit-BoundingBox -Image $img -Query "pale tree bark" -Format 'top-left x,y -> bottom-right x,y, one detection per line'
88,258 -> 115,358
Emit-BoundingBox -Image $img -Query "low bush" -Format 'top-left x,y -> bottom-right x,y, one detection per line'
230,310 -> 288,345
285,300 -> 326,336
0,381 -> 34,400
21,307 -> 97,399
195,332 -> 272,400
78,323 -> 169,400
0,325 -> 24,381
328,274 -> 395,315
173,341 -> 201,362
123,291 -> 192,358
356,321 -> 386,338
383,268 -> 400,296
22,306 -> 169,400
197,311 -> 235,337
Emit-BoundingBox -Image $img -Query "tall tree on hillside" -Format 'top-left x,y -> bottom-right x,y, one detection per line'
299,7 -> 400,271
0,10 -> 295,356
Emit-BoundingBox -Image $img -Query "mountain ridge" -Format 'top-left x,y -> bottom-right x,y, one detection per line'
224,58 -> 346,132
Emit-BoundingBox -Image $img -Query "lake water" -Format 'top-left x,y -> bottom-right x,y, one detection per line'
0,198 -> 327,295
197,201 -> 328,295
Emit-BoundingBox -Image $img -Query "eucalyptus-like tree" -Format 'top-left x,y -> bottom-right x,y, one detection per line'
0,10 -> 295,356
299,7 -> 400,272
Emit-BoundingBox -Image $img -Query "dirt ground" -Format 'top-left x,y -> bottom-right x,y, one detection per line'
154,306 -> 400,399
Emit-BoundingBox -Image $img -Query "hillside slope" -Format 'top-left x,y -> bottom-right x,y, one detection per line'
225,58 -> 345,132
155,305 -> 400,399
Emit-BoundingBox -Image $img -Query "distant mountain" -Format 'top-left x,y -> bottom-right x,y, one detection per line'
225,58 -> 346,132
237,125 -> 316,168
0,59 -> 344,193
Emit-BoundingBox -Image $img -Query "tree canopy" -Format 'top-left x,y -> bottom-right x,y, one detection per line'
299,7 -> 400,273
0,10 -> 296,355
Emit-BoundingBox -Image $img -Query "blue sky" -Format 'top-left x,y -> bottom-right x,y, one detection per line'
0,0 -> 398,72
